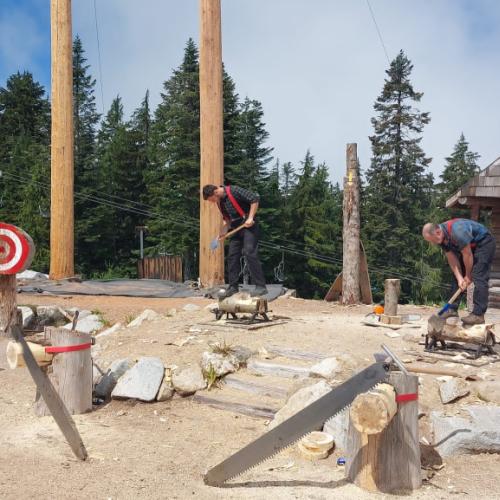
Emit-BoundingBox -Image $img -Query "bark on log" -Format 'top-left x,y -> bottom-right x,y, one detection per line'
0,275 -> 18,337
432,322 -> 495,345
347,372 -> 421,493
350,383 -> 397,435
35,327 -> 92,416
384,279 -> 400,316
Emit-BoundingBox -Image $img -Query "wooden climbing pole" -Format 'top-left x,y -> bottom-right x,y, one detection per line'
199,0 -> 225,287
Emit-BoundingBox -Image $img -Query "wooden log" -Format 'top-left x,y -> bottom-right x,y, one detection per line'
223,375 -> 288,399
264,344 -> 327,362
346,372 -> 421,493
0,275 -> 18,337
192,394 -> 276,419
247,360 -> 310,378
35,327 -> 92,416
218,294 -> 267,314
384,279 -> 400,316
6,341 -> 53,368
350,383 -> 397,435
342,143 -> 361,305
435,322 -> 494,345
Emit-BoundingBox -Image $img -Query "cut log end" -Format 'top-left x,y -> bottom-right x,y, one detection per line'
6,341 -> 53,369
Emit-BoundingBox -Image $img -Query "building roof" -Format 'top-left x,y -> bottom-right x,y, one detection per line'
446,157 -> 500,208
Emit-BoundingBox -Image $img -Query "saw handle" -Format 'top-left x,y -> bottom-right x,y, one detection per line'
438,288 -> 464,316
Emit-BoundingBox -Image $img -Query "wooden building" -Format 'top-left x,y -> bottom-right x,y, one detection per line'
446,156 -> 500,309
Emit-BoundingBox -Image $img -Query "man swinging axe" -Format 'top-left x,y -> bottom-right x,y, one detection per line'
422,218 -> 496,325
203,184 -> 268,298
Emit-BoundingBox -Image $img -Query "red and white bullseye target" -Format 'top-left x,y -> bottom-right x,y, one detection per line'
0,223 -> 35,275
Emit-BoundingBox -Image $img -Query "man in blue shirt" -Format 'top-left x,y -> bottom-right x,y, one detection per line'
422,218 -> 496,325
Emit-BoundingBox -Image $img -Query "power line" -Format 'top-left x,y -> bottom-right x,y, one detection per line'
366,0 -> 390,64
93,0 -> 105,114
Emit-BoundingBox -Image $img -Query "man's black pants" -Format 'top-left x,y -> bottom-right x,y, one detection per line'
227,224 -> 266,288
450,234 -> 496,315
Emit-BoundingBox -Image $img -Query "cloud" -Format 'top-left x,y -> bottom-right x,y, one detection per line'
6,0 -> 500,185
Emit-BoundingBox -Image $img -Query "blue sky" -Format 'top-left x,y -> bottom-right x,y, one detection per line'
1,0 -> 500,185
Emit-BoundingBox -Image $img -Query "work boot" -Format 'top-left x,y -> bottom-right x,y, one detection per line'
461,313 -> 485,326
220,286 -> 239,299
251,286 -> 268,297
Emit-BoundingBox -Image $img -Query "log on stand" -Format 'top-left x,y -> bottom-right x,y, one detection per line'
35,327 -> 93,416
346,371 -> 421,493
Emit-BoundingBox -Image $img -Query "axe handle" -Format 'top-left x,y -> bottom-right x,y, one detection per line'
220,224 -> 246,240
439,288 -> 464,316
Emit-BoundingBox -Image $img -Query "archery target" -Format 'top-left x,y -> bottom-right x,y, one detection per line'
0,223 -> 35,275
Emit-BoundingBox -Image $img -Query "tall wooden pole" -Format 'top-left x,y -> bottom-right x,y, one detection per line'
342,143 -> 360,304
50,0 -> 74,280
199,0 -> 224,287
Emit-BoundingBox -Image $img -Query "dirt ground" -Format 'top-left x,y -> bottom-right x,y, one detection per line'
1,293 -> 500,499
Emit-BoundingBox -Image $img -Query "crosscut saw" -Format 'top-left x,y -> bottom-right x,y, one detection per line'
204,357 -> 391,486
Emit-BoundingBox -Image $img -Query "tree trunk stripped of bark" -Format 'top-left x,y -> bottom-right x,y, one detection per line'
347,372 -> 421,493
342,143 -> 361,305
35,327 -> 92,416
383,279 -> 400,316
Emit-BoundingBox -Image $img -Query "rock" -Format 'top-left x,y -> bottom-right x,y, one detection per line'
323,409 -> 350,452
439,378 -> 469,404
127,309 -> 161,328
18,306 -> 35,329
156,372 -> 174,402
474,381 -> 500,404
201,352 -> 239,377
270,380 -> 331,429
63,314 -> 103,334
431,405 -> 500,456
172,365 -> 207,396
17,269 -> 48,280
166,308 -> 177,317
310,357 -> 341,379
111,357 -> 164,402
231,345 -> 254,364
182,303 -> 200,312
36,305 -> 67,327
96,322 -> 123,339
95,358 -> 133,399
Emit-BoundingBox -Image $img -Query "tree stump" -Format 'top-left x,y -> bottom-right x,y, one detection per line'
346,372 -> 421,493
35,327 -> 92,416
384,279 -> 400,316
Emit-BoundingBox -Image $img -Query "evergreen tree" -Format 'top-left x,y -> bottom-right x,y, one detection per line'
72,36 -> 101,273
362,50 -> 433,301
0,72 -> 51,270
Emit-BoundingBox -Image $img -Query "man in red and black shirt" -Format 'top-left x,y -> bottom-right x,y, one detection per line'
203,184 -> 268,298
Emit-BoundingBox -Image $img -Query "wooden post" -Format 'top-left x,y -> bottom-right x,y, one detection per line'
35,327 -> 92,416
50,0 -> 74,280
384,279 -> 400,316
342,143 -> 361,304
199,0 -> 224,288
346,372 -> 421,493
0,275 -> 20,337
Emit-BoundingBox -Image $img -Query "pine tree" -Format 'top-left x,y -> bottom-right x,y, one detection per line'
72,36 -> 101,273
362,50 -> 434,301
0,72 -> 51,270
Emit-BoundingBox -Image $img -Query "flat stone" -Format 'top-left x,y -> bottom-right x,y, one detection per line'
63,314 -> 103,334
270,380 -> 331,429
18,306 -> 35,329
201,352 -> 239,378
111,357 -> 164,402
172,365 -> 206,396
95,358 -> 133,399
323,409 -> 350,452
439,378 -> 469,404
127,309 -> 161,328
310,357 -> 341,379
431,405 -> 500,456
182,303 -> 200,312
474,381 -> 500,404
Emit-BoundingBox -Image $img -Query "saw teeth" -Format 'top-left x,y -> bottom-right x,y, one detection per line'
204,380 -> 385,486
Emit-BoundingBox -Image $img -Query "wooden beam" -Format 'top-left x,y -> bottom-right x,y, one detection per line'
199,0 -> 224,287
384,279 -> 400,316
342,143 -> 361,304
50,0 -> 74,280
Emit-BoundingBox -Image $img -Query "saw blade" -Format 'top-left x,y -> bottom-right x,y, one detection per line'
204,361 -> 388,486
10,324 -> 88,460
